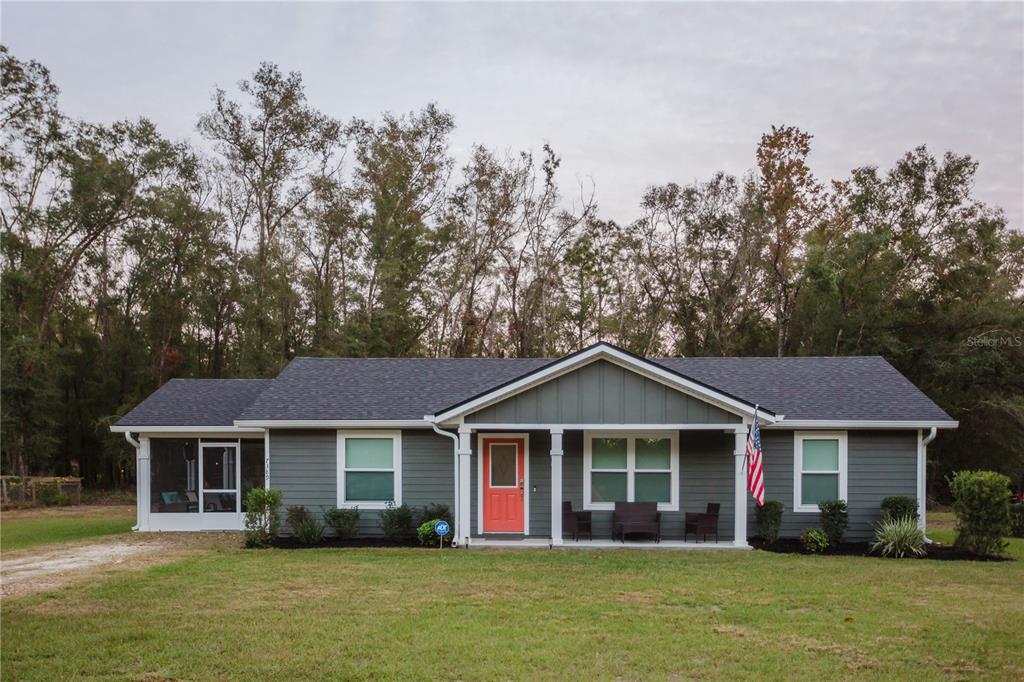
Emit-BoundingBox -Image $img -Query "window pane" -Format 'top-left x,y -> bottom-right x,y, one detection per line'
203,491 -> 237,512
636,438 -> 671,469
346,472 -> 395,501
803,439 -> 839,471
346,438 -> 394,469
489,444 -> 517,487
591,472 -> 627,502
635,472 -> 671,503
240,440 -> 265,512
801,473 -> 839,505
592,438 -> 627,469
202,446 -> 237,490
150,439 -> 199,513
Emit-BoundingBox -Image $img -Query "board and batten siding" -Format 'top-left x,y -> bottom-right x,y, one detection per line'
270,429 -> 454,536
747,430 -> 919,540
464,359 -> 742,425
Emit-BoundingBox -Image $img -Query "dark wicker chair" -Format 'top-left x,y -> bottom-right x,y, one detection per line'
684,503 -> 721,543
562,501 -> 593,541
612,501 -> 661,542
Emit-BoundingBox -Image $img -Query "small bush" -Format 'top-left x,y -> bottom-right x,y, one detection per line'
1010,503 -> 1024,538
754,500 -> 784,544
800,528 -> 829,553
414,503 -> 452,528
243,488 -> 283,548
37,483 -> 71,507
417,519 -> 453,547
881,495 -> 919,523
323,507 -> 360,539
286,505 -> 325,546
871,516 -> 926,558
818,499 -> 848,546
949,470 -> 1010,556
379,503 -> 414,541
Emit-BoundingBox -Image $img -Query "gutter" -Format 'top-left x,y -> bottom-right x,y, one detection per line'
921,427 -> 938,543
430,423 -> 461,547
124,432 -> 141,531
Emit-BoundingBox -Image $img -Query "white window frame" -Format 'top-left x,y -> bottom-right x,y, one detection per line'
583,431 -> 679,512
793,431 -> 848,513
336,430 -> 402,509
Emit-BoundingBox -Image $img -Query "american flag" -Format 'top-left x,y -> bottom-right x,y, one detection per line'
746,407 -> 765,507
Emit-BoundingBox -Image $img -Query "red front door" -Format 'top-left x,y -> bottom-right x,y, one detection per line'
482,437 -> 525,533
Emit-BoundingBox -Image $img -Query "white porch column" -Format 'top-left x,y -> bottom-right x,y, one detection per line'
137,436 -> 151,531
457,425 -> 473,546
733,426 -> 749,548
550,428 -> 564,546
264,429 -> 271,489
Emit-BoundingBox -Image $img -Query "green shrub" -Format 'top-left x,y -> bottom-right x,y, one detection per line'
379,503 -> 414,541
286,506 -> 325,546
323,507 -> 360,539
949,470 -> 1010,556
871,516 -> 926,558
417,519 -> 453,547
414,503 -> 452,528
800,528 -> 829,553
817,499 -> 848,546
243,488 -> 283,548
1010,503 -> 1024,538
880,495 -> 919,523
754,500 -> 784,544
37,483 -> 70,507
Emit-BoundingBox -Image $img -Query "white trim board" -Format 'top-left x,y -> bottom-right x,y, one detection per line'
427,344 -> 775,425
111,426 -> 265,434
235,420 -> 429,429
476,432 -> 530,536
766,420 -> 957,429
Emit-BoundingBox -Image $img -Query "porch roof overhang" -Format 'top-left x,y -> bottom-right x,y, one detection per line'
425,343 -> 778,426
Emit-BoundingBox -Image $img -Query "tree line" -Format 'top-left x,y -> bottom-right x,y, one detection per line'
2,46 -> 1022,495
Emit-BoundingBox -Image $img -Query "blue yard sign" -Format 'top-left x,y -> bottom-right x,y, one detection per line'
434,520 -> 450,537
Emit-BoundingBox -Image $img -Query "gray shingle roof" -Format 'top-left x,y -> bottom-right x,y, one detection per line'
116,352 -> 953,427
230,354 -> 951,423
116,379 -> 273,426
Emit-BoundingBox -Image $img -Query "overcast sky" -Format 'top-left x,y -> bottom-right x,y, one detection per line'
4,1 -> 1022,228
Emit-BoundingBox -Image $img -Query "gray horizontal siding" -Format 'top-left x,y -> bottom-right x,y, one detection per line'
270,429 -> 454,537
747,430 -> 919,540
465,360 -> 741,425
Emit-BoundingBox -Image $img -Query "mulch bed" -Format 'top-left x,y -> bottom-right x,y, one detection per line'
751,538 -> 1009,562
270,536 -> 441,550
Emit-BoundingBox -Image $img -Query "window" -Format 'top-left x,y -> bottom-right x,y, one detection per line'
150,439 -> 199,513
337,431 -> 401,508
794,431 -> 847,512
584,432 -> 678,511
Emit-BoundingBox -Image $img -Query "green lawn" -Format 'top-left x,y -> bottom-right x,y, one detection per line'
1,507 -> 134,552
2,533 -> 1022,680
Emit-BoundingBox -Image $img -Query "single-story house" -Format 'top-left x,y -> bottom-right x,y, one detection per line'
111,343 -> 956,547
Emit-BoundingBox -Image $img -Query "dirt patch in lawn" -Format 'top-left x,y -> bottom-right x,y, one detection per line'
1,504 -> 135,521
1,532 -> 239,598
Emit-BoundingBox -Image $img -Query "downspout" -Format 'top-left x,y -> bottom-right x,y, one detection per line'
124,432 -> 141,531
431,423 -> 460,546
920,427 -> 938,542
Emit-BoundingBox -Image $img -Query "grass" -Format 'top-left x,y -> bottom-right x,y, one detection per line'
1,506 -> 135,552
2,529 -> 1022,680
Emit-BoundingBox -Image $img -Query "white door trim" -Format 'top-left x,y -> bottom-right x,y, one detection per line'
476,432 -> 530,536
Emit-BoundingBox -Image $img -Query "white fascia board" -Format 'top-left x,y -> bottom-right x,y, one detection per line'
427,344 -> 771,425
233,419 -> 430,429
455,423 -> 749,432
110,425 -> 265,434
767,420 -> 958,430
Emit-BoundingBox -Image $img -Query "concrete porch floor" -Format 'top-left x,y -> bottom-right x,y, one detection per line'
467,538 -> 750,550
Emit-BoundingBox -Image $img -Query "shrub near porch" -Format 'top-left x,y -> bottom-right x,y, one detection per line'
2,536 -> 1022,679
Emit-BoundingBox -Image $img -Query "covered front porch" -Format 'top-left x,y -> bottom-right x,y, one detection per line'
452,424 -> 754,549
